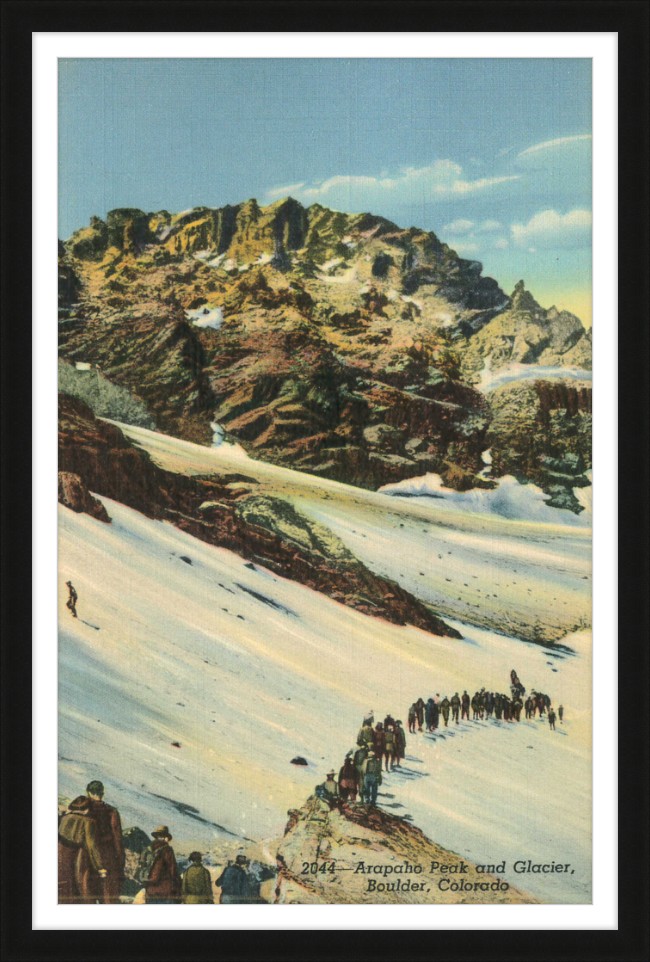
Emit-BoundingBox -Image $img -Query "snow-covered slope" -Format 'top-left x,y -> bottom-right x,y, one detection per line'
379,472 -> 592,527
111,422 -> 591,644
59,496 -> 591,902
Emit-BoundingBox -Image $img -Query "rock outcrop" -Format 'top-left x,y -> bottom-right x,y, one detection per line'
273,793 -> 536,904
59,201 -> 591,498
58,393 -> 459,636
461,281 -> 591,383
58,470 -> 111,523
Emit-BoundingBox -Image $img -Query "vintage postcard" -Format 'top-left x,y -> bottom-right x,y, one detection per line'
57,57 -> 592,906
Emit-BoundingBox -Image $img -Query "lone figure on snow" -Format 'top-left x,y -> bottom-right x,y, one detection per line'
66,581 -> 78,618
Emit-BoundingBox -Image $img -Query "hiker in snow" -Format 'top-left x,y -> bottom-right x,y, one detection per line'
383,725 -> 396,771
503,696 -> 511,721
425,698 -> 435,732
536,693 -> 546,717
407,704 -> 417,734
84,780 -> 125,904
361,750 -> 382,806
144,827 -> 182,904
548,708 -> 557,731
394,720 -> 406,767
383,713 -> 395,731
357,720 -> 374,749
354,745 -> 368,798
450,693 -> 461,724
431,698 -> 440,730
513,697 -> 523,722
363,711 -> 374,727
494,693 -> 503,720
373,722 -> 386,764
338,754 -> 359,802
461,691 -> 470,721
485,692 -> 495,718
558,704 -> 564,723
216,855 -> 249,904
471,692 -> 481,720
58,796 -> 107,903
440,696 -> 451,728
524,696 -> 532,719
182,852 -> 213,904
66,581 -> 78,618
415,698 -> 425,732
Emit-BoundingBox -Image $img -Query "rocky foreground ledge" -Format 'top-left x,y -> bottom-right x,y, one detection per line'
273,794 -> 536,904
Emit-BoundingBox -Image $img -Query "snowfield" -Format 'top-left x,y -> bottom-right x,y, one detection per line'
59,485 -> 591,902
380,472 -> 592,528
111,422 -> 592,644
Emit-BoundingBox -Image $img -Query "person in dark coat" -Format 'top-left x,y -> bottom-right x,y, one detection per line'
85,780 -> 125,904
415,698 -> 425,732
440,697 -> 450,727
216,855 -> 249,904
450,693 -> 461,724
558,704 -> 564,722
461,691 -> 470,721
182,852 -> 213,904
338,755 -> 359,801
431,699 -> 439,731
66,581 -> 78,618
548,708 -> 557,731
383,713 -> 395,731
58,796 -> 107,903
144,827 -> 182,904
407,704 -> 417,734
494,693 -> 503,720
394,721 -> 406,766
425,698 -> 435,732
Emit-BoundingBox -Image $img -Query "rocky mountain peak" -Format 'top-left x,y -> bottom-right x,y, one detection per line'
510,280 -> 541,315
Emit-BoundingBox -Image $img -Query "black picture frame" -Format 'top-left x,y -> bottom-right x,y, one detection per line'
2,1 -> 648,959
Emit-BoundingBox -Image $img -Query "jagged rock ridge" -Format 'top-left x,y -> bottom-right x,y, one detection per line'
58,199 -> 591,500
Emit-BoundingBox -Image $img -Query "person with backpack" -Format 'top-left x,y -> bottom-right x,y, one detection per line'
182,852 -> 213,904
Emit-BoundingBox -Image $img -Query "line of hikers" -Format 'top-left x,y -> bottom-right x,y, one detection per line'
316,712 -> 407,810
407,682 -> 562,733
58,780 -> 266,904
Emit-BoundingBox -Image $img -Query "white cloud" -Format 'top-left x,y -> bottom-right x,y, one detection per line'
265,160 -> 520,208
265,182 -> 306,199
478,220 -> 503,232
511,209 -> 592,250
443,218 -> 475,234
517,134 -> 591,160
493,237 -> 509,250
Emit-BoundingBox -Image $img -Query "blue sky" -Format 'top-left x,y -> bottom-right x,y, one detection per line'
59,58 -> 592,323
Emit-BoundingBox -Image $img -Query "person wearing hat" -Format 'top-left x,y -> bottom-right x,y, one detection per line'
182,852 -> 213,904
84,780 -> 125,904
450,692 -> 461,725
216,854 -> 249,904
394,720 -> 406,767
143,827 -> 182,904
360,750 -> 382,806
338,754 -> 359,802
65,580 -> 78,618
58,795 -> 107,903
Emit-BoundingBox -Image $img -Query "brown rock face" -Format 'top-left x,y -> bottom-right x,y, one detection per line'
58,393 -> 459,637
273,793 -> 536,904
58,471 -> 111,523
